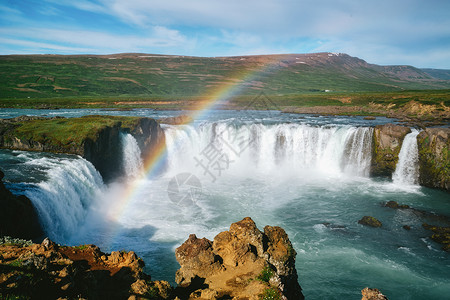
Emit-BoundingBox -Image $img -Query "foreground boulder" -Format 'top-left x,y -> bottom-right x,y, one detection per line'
416,128 -> 450,191
0,169 -> 43,240
175,217 -> 304,300
371,124 -> 411,177
0,238 -> 171,299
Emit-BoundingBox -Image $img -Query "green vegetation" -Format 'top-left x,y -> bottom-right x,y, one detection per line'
260,287 -> 282,300
1,53 -> 449,111
7,259 -> 23,267
71,244 -> 89,250
1,115 -> 142,152
257,266 -> 274,283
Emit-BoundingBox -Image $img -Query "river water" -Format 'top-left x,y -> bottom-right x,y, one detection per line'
1,109 -> 449,299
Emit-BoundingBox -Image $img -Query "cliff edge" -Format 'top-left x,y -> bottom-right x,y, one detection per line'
0,115 -> 165,182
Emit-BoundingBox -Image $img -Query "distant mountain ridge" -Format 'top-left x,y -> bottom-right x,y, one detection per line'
0,52 -> 449,99
421,68 -> 450,80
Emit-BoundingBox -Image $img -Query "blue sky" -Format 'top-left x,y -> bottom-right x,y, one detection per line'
0,0 -> 449,68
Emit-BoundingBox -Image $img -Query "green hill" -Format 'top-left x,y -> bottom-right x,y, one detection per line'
1,53 -> 449,101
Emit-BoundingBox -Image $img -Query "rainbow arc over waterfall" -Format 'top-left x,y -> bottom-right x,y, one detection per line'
106,57 -> 284,245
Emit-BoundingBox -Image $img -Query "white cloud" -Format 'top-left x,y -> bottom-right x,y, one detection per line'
0,26 -> 190,54
2,0 -> 450,67
44,0 -> 106,14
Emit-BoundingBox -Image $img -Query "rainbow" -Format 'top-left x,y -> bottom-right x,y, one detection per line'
104,57 -> 283,246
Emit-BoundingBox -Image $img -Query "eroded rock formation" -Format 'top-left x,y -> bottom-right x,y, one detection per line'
175,217 -> 304,300
371,123 -> 411,177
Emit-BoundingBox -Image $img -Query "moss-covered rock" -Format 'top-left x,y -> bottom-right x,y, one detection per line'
422,223 -> 450,252
416,128 -> 450,191
384,201 -> 410,209
358,216 -> 382,228
370,124 -> 411,177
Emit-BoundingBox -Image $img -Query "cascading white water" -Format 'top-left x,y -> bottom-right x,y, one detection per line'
23,156 -> 103,240
163,123 -> 373,178
121,133 -> 143,178
393,129 -> 420,185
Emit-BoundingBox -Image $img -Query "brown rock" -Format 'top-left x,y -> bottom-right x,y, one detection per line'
0,239 -> 166,299
361,287 -> 388,300
175,217 -> 304,300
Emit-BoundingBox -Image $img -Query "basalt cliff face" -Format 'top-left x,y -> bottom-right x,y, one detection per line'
175,217 -> 304,300
370,123 -> 411,177
0,116 -> 165,182
0,169 -> 43,240
417,128 -> 450,190
370,123 -> 449,191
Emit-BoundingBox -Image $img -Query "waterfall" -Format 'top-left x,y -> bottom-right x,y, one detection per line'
22,156 -> 104,240
121,133 -> 143,178
393,130 -> 420,185
163,123 -> 373,178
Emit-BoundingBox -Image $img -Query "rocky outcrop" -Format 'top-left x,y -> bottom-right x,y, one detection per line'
358,216 -> 382,228
371,124 -> 411,177
175,217 -> 304,300
0,116 -> 165,182
416,128 -> 450,191
361,287 -> 388,300
0,169 -> 43,240
383,201 -> 409,209
128,117 -> 166,169
82,122 -> 123,181
422,224 -> 450,252
0,238 -> 172,299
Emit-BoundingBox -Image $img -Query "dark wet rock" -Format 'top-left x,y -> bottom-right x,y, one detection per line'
384,201 -> 410,209
361,287 -> 388,300
403,225 -> 411,230
416,128 -> 450,191
0,169 -> 43,240
371,124 -> 411,177
175,217 -> 304,300
358,216 -> 382,228
422,223 -> 450,252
